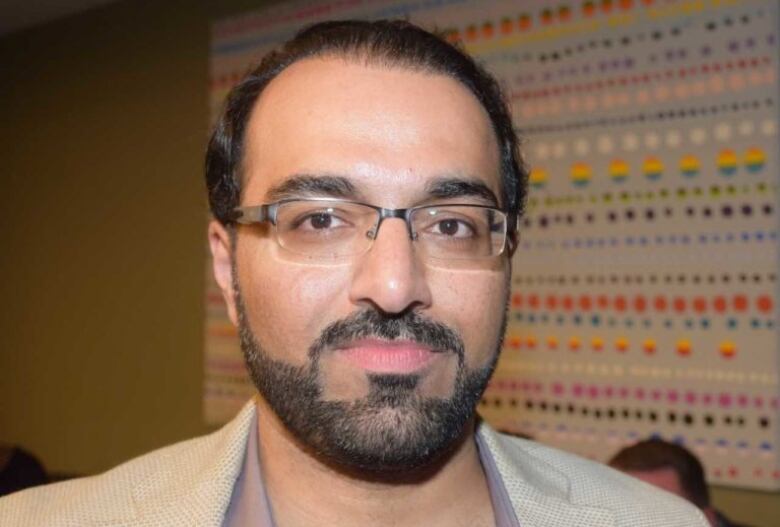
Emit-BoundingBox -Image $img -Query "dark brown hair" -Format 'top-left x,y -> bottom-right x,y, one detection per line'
205,19 -> 527,228
609,439 -> 710,508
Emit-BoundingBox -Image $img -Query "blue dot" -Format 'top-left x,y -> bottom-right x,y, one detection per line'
727,318 -> 737,329
573,315 -> 582,325
685,319 -> 694,329
540,314 -> 549,323
699,234 -> 708,243
655,235 -> 664,245
591,315 -> 601,326
625,319 -> 634,328
643,319 -> 652,328
725,233 -> 735,242
751,318 -> 760,328
755,231 -> 765,241
514,313 -> 524,321
767,320 -> 774,329
712,234 -> 721,243
681,235 -> 690,244
741,231 -> 750,241
626,237 -> 635,246
586,238 -> 595,248
701,319 -> 710,329
608,318 -> 617,327
528,314 -> 536,323
664,319 -> 673,329
639,236 -> 648,246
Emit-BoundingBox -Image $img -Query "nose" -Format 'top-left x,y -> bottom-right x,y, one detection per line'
348,217 -> 433,315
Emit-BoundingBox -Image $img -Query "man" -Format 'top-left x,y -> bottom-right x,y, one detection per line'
609,439 -> 753,527
1,20 -> 708,526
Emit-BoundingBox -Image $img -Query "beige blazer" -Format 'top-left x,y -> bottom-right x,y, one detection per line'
0,400 -> 708,526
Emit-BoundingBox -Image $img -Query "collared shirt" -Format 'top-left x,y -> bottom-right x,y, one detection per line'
223,416 -> 519,526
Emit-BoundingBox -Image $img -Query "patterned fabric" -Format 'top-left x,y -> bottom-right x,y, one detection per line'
0,399 -> 709,526
221,414 -> 520,527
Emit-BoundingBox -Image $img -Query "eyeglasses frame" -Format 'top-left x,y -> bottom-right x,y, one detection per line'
230,197 -> 518,258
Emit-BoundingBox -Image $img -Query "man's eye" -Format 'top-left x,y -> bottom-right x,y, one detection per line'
295,212 -> 347,231
431,218 -> 475,238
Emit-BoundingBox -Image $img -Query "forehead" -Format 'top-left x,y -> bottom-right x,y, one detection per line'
241,56 -> 501,204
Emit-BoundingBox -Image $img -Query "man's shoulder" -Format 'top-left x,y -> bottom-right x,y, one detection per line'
480,425 -> 709,527
0,402 -> 256,527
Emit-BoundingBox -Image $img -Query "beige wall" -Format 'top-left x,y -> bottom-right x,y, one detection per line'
0,0 -> 262,476
0,0 -> 777,524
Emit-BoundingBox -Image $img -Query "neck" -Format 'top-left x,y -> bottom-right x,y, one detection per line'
253,397 -> 495,527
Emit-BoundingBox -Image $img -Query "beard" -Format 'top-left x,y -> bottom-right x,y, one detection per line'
234,286 -> 505,475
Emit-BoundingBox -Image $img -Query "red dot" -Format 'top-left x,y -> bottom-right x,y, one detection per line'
579,295 -> 592,310
653,296 -> 667,312
693,297 -> 707,313
614,296 -> 627,312
597,295 -> 609,309
733,295 -> 748,312
546,295 -> 558,310
634,296 -> 647,313
562,296 -> 574,310
713,296 -> 727,313
757,295 -> 773,313
512,294 -> 523,307
673,297 -> 687,313
529,294 -> 540,309
728,466 -> 738,478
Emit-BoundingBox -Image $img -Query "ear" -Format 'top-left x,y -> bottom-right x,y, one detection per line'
208,220 -> 239,326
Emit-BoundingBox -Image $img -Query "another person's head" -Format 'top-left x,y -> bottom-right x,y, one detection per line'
206,20 -> 527,475
609,439 -> 715,525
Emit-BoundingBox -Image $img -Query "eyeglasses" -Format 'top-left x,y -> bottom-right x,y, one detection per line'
232,198 -> 513,264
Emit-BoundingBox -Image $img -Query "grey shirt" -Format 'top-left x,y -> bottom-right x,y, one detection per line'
222,418 -> 520,526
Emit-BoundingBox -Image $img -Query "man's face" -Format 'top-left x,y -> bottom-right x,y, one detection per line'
210,57 -> 510,472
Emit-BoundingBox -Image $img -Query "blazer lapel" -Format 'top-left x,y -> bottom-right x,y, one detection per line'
478,424 -> 616,527
130,399 -> 257,526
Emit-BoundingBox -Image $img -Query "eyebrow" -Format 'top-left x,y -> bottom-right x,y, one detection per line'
264,173 -> 500,208
264,175 -> 359,201
425,177 -> 500,208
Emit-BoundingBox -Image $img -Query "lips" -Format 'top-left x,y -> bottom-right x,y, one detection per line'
338,339 -> 439,374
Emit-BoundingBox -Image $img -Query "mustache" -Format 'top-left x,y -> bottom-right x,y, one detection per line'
309,309 -> 465,362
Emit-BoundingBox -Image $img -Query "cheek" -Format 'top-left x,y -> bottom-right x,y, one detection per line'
236,246 -> 352,362
428,268 -> 509,367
